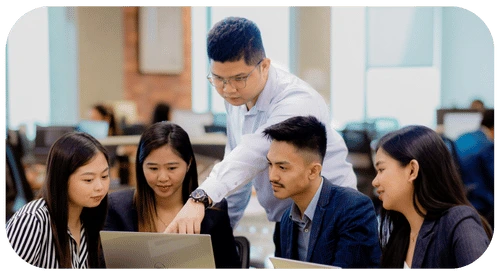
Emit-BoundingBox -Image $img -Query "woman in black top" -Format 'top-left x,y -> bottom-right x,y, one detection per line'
104,121 -> 240,268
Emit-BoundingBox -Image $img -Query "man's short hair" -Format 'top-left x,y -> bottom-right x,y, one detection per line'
263,116 -> 327,163
207,17 -> 266,65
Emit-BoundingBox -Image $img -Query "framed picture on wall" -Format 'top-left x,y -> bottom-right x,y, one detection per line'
138,7 -> 184,74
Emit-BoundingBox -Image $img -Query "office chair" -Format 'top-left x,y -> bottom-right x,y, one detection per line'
204,124 -> 227,135
6,141 -> 34,220
234,236 -> 250,268
121,123 -> 147,135
440,134 -> 461,172
341,128 -> 377,201
33,125 -> 76,164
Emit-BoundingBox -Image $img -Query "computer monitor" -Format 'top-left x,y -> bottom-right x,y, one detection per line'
436,108 -> 485,140
33,125 -> 76,164
171,110 -> 214,137
76,120 -> 109,139
443,112 -> 482,140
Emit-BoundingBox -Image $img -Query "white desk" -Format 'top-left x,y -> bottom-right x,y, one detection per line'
98,133 -> 227,146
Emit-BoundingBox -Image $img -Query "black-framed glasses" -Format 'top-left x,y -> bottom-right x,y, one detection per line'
207,59 -> 263,89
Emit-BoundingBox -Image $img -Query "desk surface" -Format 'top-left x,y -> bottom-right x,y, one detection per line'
98,133 -> 227,146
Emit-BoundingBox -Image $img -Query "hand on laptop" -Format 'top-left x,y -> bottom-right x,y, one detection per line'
164,199 -> 205,234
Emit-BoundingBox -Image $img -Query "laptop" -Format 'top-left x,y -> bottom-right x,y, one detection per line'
269,256 -> 341,269
100,231 -> 216,268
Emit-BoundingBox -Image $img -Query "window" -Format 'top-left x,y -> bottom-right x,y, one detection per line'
331,7 -> 441,129
6,7 -> 50,140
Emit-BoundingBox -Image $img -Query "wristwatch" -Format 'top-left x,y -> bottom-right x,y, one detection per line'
189,189 -> 211,208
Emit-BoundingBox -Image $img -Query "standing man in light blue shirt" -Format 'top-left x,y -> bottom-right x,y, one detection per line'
264,116 -> 381,267
166,17 -> 357,257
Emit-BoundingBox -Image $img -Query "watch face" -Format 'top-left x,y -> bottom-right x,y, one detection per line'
191,189 -> 205,199
190,189 -> 209,208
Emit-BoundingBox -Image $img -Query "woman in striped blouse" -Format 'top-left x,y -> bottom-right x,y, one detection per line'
6,132 -> 110,268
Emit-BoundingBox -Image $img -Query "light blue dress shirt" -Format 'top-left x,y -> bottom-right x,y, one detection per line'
199,64 -> 357,227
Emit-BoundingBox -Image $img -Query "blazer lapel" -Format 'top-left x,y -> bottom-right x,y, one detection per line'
306,179 -> 331,261
282,212 -> 294,259
411,219 -> 435,268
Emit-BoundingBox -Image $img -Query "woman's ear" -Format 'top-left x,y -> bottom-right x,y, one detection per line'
408,159 -> 419,182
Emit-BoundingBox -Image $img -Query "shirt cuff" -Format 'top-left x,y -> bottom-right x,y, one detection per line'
199,177 -> 225,204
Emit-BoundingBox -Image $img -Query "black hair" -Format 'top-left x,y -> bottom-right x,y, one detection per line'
40,131 -> 109,268
207,17 -> 266,65
481,109 -> 494,129
151,102 -> 171,124
375,125 -> 492,267
92,104 -> 121,136
263,116 -> 327,163
134,121 -> 198,232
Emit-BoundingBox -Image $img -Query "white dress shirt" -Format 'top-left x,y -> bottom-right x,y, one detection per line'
200,64 -> 357,226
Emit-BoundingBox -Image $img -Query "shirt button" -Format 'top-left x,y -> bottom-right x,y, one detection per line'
304,229 -> 309,232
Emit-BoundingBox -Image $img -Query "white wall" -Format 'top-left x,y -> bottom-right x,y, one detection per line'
77,7 -> 124,120
295,8 -> 331,102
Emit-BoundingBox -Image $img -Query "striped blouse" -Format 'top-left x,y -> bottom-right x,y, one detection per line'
6,198 -> 89,268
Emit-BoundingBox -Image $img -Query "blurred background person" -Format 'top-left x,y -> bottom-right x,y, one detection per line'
151,102 -> 171,124
88,103 -> 135,186
454,109 -> 494,228
88,103 -> 122,136
469,99 -> 485,111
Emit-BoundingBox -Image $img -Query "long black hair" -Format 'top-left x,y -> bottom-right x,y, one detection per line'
134,121 -> 198,232
375,125 -> 492,268
39,132 -> 109,268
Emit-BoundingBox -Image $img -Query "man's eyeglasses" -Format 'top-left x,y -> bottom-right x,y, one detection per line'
207,59 -> 263,90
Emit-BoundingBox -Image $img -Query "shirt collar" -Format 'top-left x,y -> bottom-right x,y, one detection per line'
252,64 -> 277,112
290,178 -> 324,223
67,223 -> 85,239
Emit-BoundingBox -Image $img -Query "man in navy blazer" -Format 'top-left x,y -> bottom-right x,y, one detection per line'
263,116 -> 381,268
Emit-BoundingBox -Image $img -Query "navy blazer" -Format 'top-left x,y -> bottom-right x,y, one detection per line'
411,205 -> 490,268
104,188 -> 241,268
279,178 -> 381,268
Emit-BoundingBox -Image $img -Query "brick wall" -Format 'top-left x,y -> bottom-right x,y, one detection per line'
123,7 -> 192,124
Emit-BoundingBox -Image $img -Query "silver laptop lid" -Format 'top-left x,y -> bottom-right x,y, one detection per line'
100,231 -> 216,269
269,256 -> 341,269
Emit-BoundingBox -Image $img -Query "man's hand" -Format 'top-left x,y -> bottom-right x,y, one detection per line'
164,199 -> 205,234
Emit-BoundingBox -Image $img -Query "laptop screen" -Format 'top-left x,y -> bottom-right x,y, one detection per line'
100,231 -> 216,269
269,256 -> 341,269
